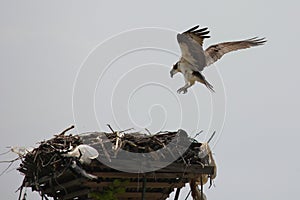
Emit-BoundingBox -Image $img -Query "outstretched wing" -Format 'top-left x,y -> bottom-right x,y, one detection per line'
177,25 -> 210,71
205,37 -> 266,66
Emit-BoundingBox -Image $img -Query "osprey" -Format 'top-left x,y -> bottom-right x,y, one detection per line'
170,25 -> 266,94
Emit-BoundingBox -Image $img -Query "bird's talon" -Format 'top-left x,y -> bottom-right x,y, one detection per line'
177,88 -> 188,94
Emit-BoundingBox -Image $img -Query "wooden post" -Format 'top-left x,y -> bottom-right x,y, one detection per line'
200,176 -> 203,200
141,176 -> 147,200
174,188 -> 181,200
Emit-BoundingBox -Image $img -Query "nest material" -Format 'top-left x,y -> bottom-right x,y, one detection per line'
18,133 -> 82,188
79,130 -> 206,165
17,129 -> 216,200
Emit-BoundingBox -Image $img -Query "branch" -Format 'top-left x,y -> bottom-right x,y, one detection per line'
207,131 -> 216,144
0,157 -> 20,176
193,130 -> 203,139
58,125 -> 75,136
106,124 -> 115,133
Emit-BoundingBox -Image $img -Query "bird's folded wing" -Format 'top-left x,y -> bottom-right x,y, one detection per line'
205,37 -> 266,66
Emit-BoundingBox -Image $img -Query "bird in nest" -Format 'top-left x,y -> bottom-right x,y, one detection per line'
170,25 -> 266,94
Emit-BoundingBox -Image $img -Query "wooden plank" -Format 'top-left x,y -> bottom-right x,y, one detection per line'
60,189 -> 90,200
158,163 -> 214,174
115,192 -> 168,199
92,171 -> 209,179
89,160 -> 214,174
43,178 -> 85,193
83,181 -> 185,189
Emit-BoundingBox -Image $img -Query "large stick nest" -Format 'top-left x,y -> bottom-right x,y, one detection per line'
17,127 -> 216,198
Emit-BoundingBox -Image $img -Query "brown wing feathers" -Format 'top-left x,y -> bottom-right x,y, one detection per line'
182,25 -> 210,46
205,37 -> 266,65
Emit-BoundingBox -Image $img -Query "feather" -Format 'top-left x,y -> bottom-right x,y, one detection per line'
205,37 -> 267,66
177,26 -> 210,71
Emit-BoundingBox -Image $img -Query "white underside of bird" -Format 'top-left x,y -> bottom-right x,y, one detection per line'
177,61 -> 200,94
171,25 -> 266,94
63,144 -> 99,164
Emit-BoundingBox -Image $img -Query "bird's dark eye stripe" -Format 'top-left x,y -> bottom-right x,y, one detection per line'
173,63 -> 178,69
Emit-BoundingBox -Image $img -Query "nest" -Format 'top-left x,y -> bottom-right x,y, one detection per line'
17,126 -> 216,200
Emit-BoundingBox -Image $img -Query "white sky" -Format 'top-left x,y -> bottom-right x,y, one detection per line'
0,0 -> 299,199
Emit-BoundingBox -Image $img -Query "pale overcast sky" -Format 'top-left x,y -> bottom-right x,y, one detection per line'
0,1 -> 299,199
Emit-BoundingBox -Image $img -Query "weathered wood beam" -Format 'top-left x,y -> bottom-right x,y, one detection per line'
89,160 -> 214,174
115,192 -> 169,199
43,178 -> 85,193
83,181 -> 185,188
92,171 -> 208,179
60,189 -> 90,200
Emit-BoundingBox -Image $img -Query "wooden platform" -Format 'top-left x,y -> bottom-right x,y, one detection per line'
37,161 -> 214,200
18,130 -> 216,200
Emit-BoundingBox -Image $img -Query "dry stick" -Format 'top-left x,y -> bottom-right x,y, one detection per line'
6,166 -> 18,174
120,128 -> 134,133
207,131 -> 216,144
193,130 -> 204,139
49,177 -> 57,200
0,157 -> 20,176
106,124 -> 116,138
0,157 -> 19,163
182,161 -> 193,200
184,190 -> 191,200
200,176 -> 204,200
145,128 -> 151,135
106,124 -> 115,133
42,194 -> 50,200
0,149 -> 11,156
0,161 -> 15,176
58,125 -> 75,136
158,163 -> 188,200
18,186 -> 23,200
174,188 -> 181,200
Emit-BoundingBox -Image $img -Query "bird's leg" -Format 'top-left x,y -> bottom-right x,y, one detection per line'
177,81 -> 194,94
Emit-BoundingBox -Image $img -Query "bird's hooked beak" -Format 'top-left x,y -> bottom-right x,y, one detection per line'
170,69 -> 176,78
170,62 -> 179,78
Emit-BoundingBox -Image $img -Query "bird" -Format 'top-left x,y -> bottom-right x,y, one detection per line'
63,144 -> 99,164
170,25 -> 266,94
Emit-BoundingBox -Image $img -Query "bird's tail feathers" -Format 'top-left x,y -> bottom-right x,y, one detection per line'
192,71 -> 215,92
204,79 -> 215,92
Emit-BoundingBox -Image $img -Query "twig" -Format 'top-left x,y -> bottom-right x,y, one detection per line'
200,176 -> 204,200
18,186 -> 23,200
106,124 -> 115,133
184,190 -> 191,200
0,157 -> 19,163
174,188 -> 181,200
0,157 -> 20,176
207,131 -> 216,144
0,149 -> 11,156
120,128 -> 134,133
145,128 -> 152,135
193,130 -> 203,139
58,125 -> 75,136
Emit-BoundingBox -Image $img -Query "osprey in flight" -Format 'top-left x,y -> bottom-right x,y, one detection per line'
170,25 -> 266,94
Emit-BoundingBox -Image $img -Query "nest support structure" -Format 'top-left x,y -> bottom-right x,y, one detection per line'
17,129 -> 216,200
